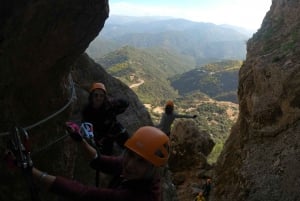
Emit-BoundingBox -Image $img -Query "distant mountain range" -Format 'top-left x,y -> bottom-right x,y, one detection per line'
89,15 -> 243,103
87,15 -> 251,65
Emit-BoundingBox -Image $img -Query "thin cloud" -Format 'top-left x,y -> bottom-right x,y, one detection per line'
109,1 -> 271,30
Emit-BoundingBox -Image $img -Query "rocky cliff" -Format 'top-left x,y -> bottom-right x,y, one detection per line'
211,0 -> 300,200
0,1 -> 157,201
169,119 -> 215,201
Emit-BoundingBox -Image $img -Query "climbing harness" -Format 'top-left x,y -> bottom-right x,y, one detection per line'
8,126 -> 41,201
9,127 -> 33,169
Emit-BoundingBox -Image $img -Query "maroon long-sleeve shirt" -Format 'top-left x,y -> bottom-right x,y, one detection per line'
50,155 -> 162,201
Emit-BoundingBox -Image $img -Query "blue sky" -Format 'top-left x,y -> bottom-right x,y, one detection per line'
109,0 -> 272,30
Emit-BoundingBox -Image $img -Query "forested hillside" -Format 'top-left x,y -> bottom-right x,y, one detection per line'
171,60 -> 242,103
97,46 -> 196,103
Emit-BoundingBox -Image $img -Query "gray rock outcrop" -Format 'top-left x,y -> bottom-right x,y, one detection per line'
211,1 -> 300,200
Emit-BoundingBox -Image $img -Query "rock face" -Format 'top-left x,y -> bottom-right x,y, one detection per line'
0,0 -> 109,129
0,1 -> 109,201
169,119 -> 215,201
211,0 -> 300,201
0,1 -> 162,201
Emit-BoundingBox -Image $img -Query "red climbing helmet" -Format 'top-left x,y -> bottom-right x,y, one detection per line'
166,100 -> 174,107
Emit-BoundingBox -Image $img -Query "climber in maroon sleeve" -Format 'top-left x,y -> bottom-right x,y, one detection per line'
82,82 -> 130,155
30,126 -> 169,201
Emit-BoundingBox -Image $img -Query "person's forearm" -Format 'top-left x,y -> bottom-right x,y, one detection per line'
80,139 -> 98,160
32,167 -> 56,191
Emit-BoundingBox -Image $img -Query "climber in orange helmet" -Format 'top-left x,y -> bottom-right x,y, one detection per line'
82,82 -> 130,155
47,126 -> 169,200
157,100 -> 197,136
7,126 -> 169,201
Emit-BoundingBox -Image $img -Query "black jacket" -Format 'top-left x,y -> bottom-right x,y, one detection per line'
82,98 -> 129,154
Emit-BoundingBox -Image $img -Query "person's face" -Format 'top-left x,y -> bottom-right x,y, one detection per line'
165,106 -> 173,114
122,150 -> 154,180
91,89 -> 105,108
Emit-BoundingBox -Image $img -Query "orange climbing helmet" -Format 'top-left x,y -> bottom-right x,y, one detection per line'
124,126 -> 169,167
90,82 -> 106,93
166,100 -> 174,107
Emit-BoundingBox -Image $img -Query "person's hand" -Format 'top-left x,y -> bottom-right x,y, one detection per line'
3,150 -> 17,171
65,121 -> 83,142
193,115 -> 197,118
3,149 -> 33,171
